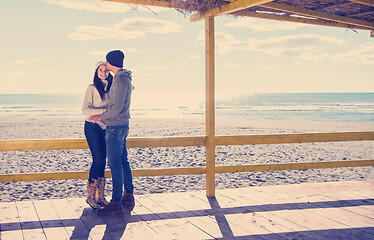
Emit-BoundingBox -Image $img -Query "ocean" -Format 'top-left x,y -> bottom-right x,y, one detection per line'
0,93 -> 373,121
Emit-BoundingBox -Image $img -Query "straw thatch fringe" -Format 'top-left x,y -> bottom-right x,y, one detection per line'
159,0 -> 373,22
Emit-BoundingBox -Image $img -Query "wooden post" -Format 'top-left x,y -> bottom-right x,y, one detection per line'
205,16 -> 215,197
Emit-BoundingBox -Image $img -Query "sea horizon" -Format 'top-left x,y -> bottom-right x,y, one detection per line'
0,92 -> 373,121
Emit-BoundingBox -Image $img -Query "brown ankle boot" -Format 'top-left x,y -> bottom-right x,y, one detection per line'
86,179 -> 100,210
121,191 -> 135,206
96,177 -> 109,206
97,199 -> 123,215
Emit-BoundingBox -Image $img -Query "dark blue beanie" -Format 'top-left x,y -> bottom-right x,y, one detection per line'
106,50 -> 124,68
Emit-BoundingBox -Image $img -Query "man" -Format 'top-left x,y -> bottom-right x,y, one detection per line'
89,50 -> 134,215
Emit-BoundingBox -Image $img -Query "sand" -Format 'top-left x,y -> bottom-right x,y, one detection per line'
0,116 -> 373,202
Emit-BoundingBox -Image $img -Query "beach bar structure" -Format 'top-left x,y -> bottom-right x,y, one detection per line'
1,0 -> 374,198
1,1 -> 374,239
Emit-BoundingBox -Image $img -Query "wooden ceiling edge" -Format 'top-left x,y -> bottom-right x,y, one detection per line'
103,0 -> 374,9
232,12 -> 373,31
349,0 -> 374,7
103,0 -> 179,9
263,2 -> 374,29
103,0 -> 374,34
190,0 -> 275,22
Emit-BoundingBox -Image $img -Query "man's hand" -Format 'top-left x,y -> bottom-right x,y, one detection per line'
89,115 -> 101,123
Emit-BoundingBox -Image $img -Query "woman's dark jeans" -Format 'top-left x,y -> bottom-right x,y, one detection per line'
84,121 -> 106,182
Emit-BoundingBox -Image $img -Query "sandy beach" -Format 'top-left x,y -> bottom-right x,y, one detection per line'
0,116 -> 373,202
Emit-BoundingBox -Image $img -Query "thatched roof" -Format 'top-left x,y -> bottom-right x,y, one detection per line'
106,0 -> 374,34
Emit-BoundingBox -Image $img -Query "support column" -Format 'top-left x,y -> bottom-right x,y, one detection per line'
205,16 -> 215,197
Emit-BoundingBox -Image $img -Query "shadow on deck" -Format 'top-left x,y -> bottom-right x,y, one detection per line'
1,180 -> 374,239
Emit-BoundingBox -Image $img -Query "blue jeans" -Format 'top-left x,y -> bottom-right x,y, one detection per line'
84,121 -> 106,181
105,124 -> 134,201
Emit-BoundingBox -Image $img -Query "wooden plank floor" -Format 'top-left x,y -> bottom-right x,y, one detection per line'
1,180 -> 374,240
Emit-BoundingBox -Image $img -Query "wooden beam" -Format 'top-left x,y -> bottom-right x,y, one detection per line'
128,136 -> 206,148
351,9 -> 374,17
105,0 -> 374,30
215,132 -> 374,146
103,0 -> 178,9
133,166 -> 205,177
1,159 -> 373,182
0,136 -> 206,152
1,132 -> 372,152
262,2 -> 374,29
190,0 -> 275,22
104,0 -> 374,10
0,167 -> 206,183
205,16 -> 216,197
349,0 -> 374,7
215,160 -> 374,173
232,11 -> 373,30
0,139 -> 89,151
0,171 -> 90,183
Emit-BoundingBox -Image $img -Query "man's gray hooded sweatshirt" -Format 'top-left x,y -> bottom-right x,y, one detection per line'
100,69 -> 132,126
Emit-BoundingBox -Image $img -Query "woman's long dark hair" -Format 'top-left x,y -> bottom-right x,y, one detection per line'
93,66 -> 113,101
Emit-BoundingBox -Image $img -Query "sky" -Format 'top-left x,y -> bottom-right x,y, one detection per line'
0,0 -> 373,108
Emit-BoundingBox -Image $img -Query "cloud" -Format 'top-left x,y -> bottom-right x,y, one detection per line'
88,48 -> 145,56
197,31 -> 349,62
9,59 -> 39,65
196,31 -> 243,55
87,51 -> 107,56
224,63 -> 237,68
134,66 -> 167,71
42,0 -> 167,13
42,0 -> 131,13
226,18 -> 307,32
69,26 -> 117,40
69,17 -> 182,40
126,48 -> 146,54
198,25 -> 372,64
188,54 -> 199,59
334,42 -> 374,65
132,66 -> 168,77
246,34 -> 346,61
0,71 -> 55,79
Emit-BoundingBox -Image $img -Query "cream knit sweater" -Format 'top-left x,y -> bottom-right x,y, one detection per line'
82,83 -> 109,129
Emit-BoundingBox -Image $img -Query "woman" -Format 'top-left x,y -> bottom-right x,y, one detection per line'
82,61 -> 113,209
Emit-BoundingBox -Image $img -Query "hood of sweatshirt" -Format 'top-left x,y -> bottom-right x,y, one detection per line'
115,69 -> 132,80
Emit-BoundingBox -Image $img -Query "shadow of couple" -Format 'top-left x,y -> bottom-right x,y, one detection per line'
70,204 -> 135,240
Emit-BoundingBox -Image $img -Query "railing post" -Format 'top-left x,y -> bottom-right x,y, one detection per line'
205,16 -> 215,197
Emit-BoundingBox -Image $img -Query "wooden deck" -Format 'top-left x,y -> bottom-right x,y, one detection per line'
1,180 -> 373,240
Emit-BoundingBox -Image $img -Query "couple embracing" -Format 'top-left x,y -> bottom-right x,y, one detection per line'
82,50 -> 134,215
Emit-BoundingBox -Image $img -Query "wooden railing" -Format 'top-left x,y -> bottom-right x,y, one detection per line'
1,131 -> 374,184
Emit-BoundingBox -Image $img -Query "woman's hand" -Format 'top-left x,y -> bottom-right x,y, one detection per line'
89,115 -> 101,123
